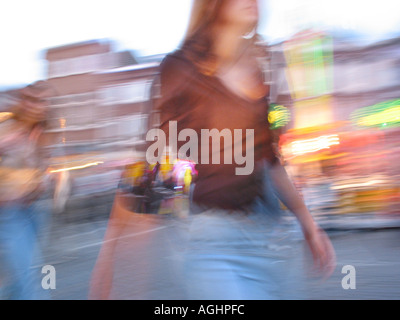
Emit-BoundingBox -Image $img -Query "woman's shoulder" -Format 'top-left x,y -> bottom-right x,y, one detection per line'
156,49 -> 198,96
159,49 -> 196,77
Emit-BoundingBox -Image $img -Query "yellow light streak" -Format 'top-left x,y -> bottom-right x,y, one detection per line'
59,118 -> 66,128
0,112 -> 14,122
49,161 -> 104,173
291,134 -> 340,156
357,106 -> 400,127
331,180 -> 385,190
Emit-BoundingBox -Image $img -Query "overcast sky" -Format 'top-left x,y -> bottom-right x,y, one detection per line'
0,0 -> 399,88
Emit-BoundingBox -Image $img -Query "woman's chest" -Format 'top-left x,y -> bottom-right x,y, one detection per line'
216,53 -> 268,102
185,78 -> 269,132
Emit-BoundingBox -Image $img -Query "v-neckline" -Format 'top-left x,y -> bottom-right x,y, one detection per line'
210,74 -> 269,105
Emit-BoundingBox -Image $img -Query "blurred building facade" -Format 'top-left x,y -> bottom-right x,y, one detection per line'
44,40 -> 159,158
332,37 -> 400,178
332,37 -> 400,123
43,40 -> 160,211
3,34 -> 398,215
276,33 -> 400,214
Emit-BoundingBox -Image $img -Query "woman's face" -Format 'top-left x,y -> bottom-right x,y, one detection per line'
219,0 -> 259,30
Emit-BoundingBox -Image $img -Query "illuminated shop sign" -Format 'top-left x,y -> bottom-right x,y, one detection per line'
268,104 -> 291,129
351,99 -> 400,129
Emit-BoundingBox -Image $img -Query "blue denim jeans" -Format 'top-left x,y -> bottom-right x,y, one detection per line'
181,163 -> 306,300
0,200 -> 50,300
181,205 -> 305,300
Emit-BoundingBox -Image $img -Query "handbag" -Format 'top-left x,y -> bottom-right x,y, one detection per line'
119,162 -> 177,214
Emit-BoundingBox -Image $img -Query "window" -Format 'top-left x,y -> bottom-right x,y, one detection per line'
49,60 -> 69,78
48,54 -> 104,78
99,80 -> 151,105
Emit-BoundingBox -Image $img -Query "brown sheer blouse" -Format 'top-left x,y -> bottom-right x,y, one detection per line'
153,49 -> 278,210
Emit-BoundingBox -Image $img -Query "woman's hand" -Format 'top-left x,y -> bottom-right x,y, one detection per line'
303,225 -> 336,279
268,162 -> 337,279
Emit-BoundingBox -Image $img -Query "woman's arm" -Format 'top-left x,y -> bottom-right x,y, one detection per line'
269,162 -> 317,235
269,161 -> 336,277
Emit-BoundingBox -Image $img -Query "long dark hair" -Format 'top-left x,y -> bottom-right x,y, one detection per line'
180,0 -> 268,76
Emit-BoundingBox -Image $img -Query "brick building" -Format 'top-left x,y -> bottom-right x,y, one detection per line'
42,40 -> 161,211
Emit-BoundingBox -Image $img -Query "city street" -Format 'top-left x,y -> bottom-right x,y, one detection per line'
0,0 -> 399,304
34,201 -> 400,300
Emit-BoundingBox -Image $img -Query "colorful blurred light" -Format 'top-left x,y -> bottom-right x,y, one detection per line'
173,159 -> 197,177
268,104 -> 291,129
49,161 -> 104,173
0,112 -> 14,122
331,179 -> 386,190
351,99 -> 400,129
290,134 -> 340,156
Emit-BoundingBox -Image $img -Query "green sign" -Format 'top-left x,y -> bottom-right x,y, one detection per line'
351,99 -> 400,129
268,104 -> 291,129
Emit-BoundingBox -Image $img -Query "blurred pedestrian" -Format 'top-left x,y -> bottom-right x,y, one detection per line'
89,0 -> 336,300
0,81 -> 54,300
153,0 -> 336,299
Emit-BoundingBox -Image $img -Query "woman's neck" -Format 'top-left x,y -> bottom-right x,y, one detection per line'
212,24 -> 251,68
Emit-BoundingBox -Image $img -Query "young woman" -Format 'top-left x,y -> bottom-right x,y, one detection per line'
153,0 -> 336,299
89,0 -> 336,300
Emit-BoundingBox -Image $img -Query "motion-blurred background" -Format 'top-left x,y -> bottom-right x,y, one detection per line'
2,0 -> 398,217
0,0 -> 399,300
